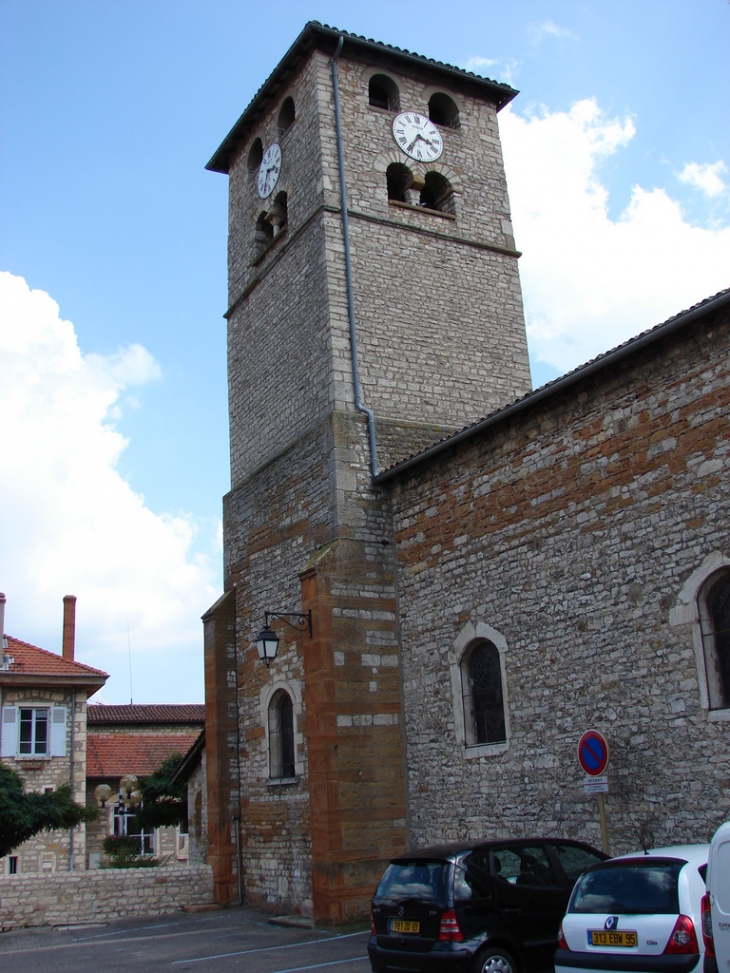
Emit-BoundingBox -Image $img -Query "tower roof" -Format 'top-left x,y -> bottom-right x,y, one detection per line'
207,21 -> 519,174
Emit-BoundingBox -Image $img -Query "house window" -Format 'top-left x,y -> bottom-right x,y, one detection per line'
429,92 -> 460,129
113,806 -> 155,856
369,74 -> 400,111
268,689 -> 295,778
8,856 -> 18,874
462,640 -> 506,746
19,707 -> 49,755
700,571 -> 730,709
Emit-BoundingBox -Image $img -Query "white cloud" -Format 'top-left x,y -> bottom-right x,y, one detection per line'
499,99 -> 730,375
530,20 -> 576,43
0,272 -> 220,702
465,56 -> 520,85
678,160 -> 728,198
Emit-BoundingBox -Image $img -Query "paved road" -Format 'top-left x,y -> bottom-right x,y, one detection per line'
0,907 -> 373,973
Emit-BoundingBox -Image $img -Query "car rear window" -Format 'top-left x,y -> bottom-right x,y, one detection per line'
375,860 -> 452,903
570,860 -> 683,915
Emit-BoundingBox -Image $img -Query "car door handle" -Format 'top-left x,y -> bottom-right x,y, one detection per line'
503,908 -> 522,913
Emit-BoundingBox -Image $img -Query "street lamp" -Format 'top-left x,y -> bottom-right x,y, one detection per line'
95,774 -> 142,824
255,610 -> 312,667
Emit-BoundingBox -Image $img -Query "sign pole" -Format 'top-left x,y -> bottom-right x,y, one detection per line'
597,793 -> 609,855
578,729 -> 610,856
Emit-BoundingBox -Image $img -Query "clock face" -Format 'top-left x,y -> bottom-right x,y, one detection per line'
392,112 -> 443,162
257,143 -> 282,198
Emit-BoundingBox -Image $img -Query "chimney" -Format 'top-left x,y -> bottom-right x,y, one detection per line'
0,592 -> 6,649
62,595 -> 76,662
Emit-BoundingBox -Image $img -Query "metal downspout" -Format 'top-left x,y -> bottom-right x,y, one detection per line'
233,590 -> 244,906
331,35 -> 379,479
68,688 -> 76,870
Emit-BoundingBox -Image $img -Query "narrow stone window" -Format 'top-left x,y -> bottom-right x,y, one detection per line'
255,211 -> 273,250
387,162 -> 413,203
247,138 -> 263,172
461,640 -> 506,746
700,571 -> 730,709
269,191 -> 288,236
268,689 -> 295,778
369,74 -> 400,111
420,171 -> 455,214
429,92 -> 460,129
277,97 -> 295,136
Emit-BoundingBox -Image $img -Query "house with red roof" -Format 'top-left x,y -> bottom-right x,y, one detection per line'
85,704 -> 204,866
0,593 -> 108,875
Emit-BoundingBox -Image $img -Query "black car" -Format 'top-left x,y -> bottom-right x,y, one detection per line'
368,837 -> 608,973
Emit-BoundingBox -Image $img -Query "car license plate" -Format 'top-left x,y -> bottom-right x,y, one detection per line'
589,930 -> 638,947
391,919 -> 420,934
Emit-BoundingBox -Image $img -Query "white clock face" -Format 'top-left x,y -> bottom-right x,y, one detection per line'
257,143 -> 282,198
392,112 -> 443,162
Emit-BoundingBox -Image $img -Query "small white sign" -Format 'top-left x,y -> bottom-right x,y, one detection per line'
584,775 -> 608,794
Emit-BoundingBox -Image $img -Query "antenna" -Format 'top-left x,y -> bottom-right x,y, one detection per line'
127,618 -> 134,705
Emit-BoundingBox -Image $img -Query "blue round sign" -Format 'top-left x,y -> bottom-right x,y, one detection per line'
578,730 -> 609,776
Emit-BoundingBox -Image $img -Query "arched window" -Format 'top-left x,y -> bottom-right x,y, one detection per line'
387,162 -> 413,203
277,97 -> 295,136
369,74 -> 400,111
429,92 -> 460,129
247,137 -> 263,172
420,171 -> 455,214
270,191 -> 288,236
268,689 -> 295,778
255,211 -> 273,249
700,571 -> 730,709
461,640 -> 506,746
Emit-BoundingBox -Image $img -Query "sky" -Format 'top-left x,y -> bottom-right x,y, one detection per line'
1,1 -> 729,704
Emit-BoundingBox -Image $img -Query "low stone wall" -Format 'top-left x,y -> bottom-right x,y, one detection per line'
0,864 -> 214,930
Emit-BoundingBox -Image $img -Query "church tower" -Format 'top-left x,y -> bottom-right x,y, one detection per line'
204,23 -> 530,921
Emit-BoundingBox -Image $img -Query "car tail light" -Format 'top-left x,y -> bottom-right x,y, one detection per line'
663,915 -> 699,954
438,909 -> 464,942
370,910 -> 377,936
702,894 -> 716,958
557,922 -> 570,950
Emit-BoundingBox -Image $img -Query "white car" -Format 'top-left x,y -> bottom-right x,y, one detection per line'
702,822 -> 730,973
555,845 -> 709,973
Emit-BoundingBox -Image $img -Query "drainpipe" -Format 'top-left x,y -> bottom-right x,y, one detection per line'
232,588 -> 244,906
331,34 -> 379,479
68,688 -> 76,871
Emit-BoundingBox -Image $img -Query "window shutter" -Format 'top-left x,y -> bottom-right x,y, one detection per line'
1,707 -> 17,757
50,707 -> 67,756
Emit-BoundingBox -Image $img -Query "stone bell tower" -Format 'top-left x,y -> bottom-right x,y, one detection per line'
203,22 -> 530,921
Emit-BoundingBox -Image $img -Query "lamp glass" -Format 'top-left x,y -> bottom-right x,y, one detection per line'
256,625 -> 279,662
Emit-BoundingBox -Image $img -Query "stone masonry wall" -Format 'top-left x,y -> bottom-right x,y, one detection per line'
0,864 -> 213,930
389,303 -> 730,855
328,55 -> 531,456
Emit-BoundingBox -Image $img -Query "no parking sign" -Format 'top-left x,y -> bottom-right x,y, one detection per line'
577,729 -> 609,776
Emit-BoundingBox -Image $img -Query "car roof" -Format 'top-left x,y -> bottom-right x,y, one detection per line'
612,844 -> 709,865
391,837 -> 605,863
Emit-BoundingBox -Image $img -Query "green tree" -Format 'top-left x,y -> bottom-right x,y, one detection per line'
135,752 -> 187,831
0,762 -> 96,859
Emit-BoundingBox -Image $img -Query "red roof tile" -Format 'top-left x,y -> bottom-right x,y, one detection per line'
86,732 -> 201,778
1,635 -> 108,680
87,704 -> 205,725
